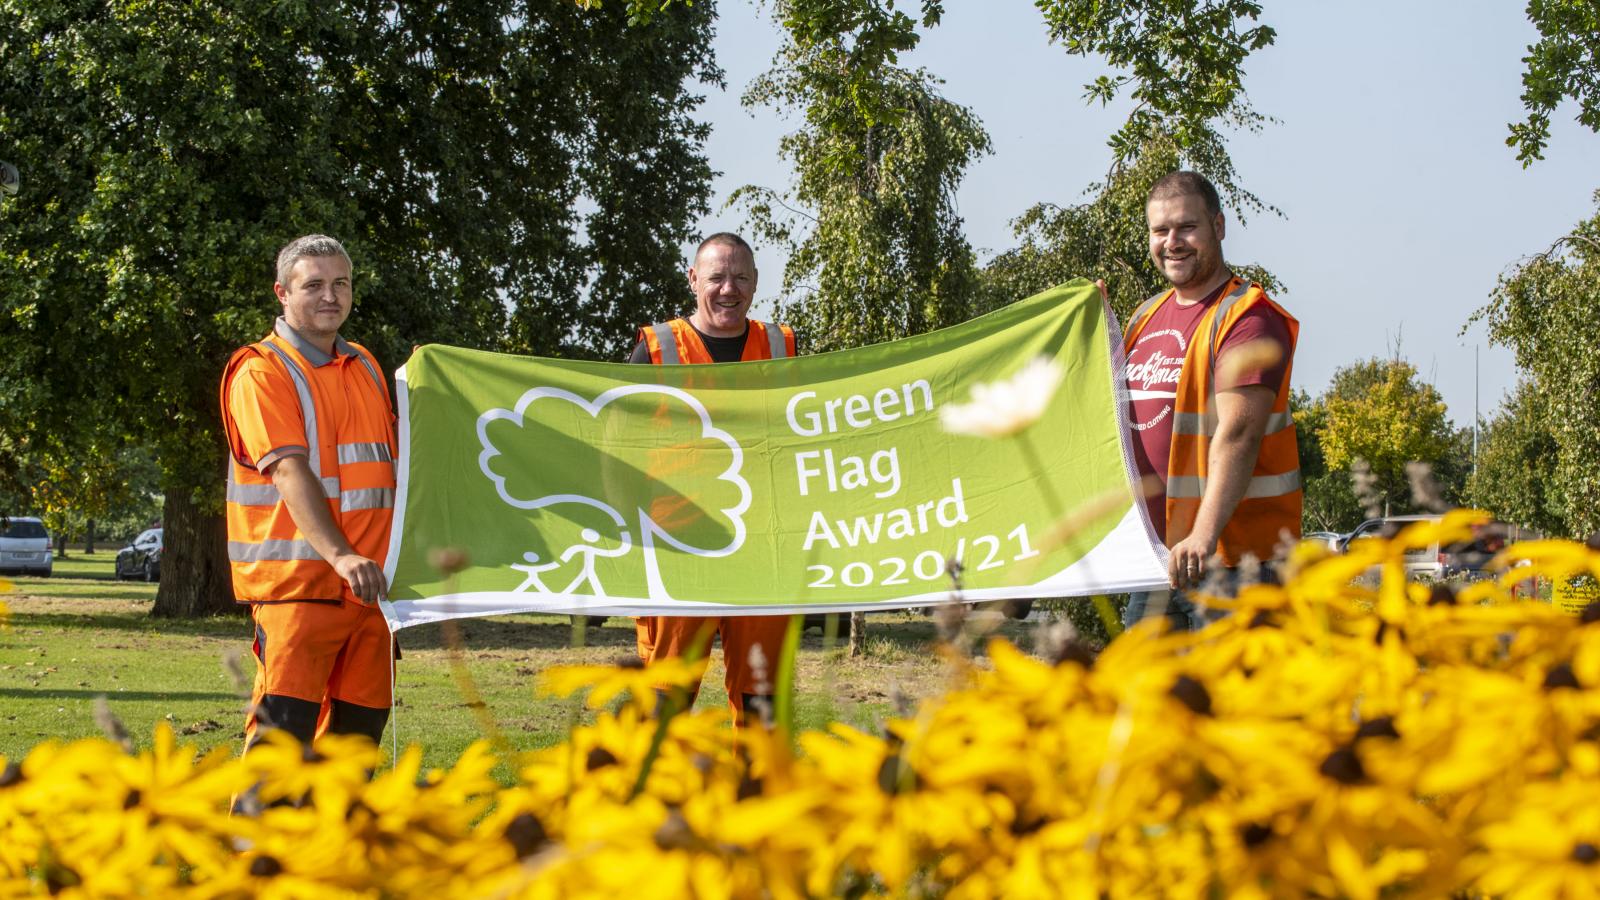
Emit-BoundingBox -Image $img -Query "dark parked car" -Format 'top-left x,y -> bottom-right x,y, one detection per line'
115,527 -> 163,582
1441,521 -> 1508,579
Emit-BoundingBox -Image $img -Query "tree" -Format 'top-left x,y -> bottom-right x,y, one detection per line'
1472,197 -> 1600,537
1316,358 -> 1456,519
732,0 -> 991,351
1,2 -> 720,615
1429,425 -> 1476,516
1506,0 -> 1600,165
728,0 -> 987,651
1290,389 -> 1362,534
1474,3 -> 1600,539
981,0 -> 1281,324
28,436 -> 131,557
977,136 -> 1283,323
1035,0 -> 1276,172
1467,380 -> 1564,535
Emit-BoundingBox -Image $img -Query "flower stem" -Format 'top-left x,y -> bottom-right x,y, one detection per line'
773,615 -> 802,744
1016,430 -> 1123,639
1015,430 -> 1064,514
629,627 -> 712,801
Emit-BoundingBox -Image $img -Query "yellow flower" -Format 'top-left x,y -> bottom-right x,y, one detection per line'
6,524 -> 1600,897
1471,773 -> 1600,899
244,729 -> 383,808
1498,539 -> 1600,589
537,655 -> 708,711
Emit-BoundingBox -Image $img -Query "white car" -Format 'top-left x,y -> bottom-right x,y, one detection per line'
1339,515 -> 1446,579
0,515 -> 53,577
1304,530 -> 1344,551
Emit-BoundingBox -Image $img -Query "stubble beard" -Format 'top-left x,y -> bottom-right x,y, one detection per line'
694,300 -> 748,337
1158,249 -> 1222,293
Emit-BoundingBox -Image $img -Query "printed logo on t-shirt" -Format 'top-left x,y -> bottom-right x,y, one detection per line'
1126,328 -> 1186,432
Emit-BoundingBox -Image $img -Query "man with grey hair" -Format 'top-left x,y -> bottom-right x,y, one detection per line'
220,234 -> 399,751
626,232 -> 799,727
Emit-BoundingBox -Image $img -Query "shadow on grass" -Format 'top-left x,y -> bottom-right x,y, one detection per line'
0,688 -> 240,702
13,585 -> 161,603
10,600 -> 1025,663
388,612 -> 1036,661
26,551 -> 126,582
390,613 -> 961,655
395,617 -> 640,652
6,611 -> 242,640
40,569 -> 122,583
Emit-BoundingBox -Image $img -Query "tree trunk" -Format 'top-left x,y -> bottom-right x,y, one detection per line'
85,519 -> 95,554
54,532 -> 68,557
151,486 -> 238,618
847,611 -> 866,658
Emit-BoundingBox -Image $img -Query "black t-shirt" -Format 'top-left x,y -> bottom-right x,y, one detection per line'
628,322 -> 751,364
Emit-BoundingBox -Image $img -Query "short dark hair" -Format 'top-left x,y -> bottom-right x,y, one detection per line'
695,232 -> 754,262
1147,171 -> 1222,219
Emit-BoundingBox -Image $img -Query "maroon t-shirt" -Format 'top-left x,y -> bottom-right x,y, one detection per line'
1125,281 -> 1291,540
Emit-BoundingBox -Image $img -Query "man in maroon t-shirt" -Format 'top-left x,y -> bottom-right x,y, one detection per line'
1118,172 -> 1294,631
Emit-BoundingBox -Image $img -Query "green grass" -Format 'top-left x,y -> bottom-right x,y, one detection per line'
1,554 -> 1045,771
14,550 -> 161,601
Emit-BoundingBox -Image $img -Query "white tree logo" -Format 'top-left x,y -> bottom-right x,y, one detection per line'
476,385 -> 750,601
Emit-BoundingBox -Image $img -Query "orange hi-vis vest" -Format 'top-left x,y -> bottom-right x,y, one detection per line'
635,316 -> 795,532
638,317 -> 796,364
1123,277 -> 1302,566
220,325 -> 397,603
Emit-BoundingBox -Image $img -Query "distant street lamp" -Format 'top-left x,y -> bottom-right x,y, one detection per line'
0,160 -> 18,196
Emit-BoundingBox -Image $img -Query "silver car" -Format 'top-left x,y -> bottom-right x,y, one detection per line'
0,515 -> 53,577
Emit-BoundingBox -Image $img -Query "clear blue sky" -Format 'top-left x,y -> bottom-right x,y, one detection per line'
686,1 -> 1597,426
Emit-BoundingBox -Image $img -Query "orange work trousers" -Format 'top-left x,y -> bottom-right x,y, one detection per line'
635,615 -> 793,724
246,600 -> 394,744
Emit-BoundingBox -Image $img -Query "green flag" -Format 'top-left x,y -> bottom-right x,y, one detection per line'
381,280 -> 1168,629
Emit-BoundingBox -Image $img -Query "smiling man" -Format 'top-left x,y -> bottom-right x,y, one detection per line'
220,234 -> 398,751
1120,172 -> 1302,631
628,233 -> 797,726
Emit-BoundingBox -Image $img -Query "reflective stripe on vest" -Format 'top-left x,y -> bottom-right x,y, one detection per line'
259,342 -> 326,481
1128,291 -> 1168,331
1167,471 -> 1303,501
353,354 -> 386,400
225,474 -> 278,506
228,539 -> 323,563
226,468 -> 384,510
651,322 -> 682,365
225,469 -> 341,507
337,442 -> 393,465
1205,280 -> 1256,372
765,322 -> 791,359
1172,409 -> 1295,437
341,487 -> 395,511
